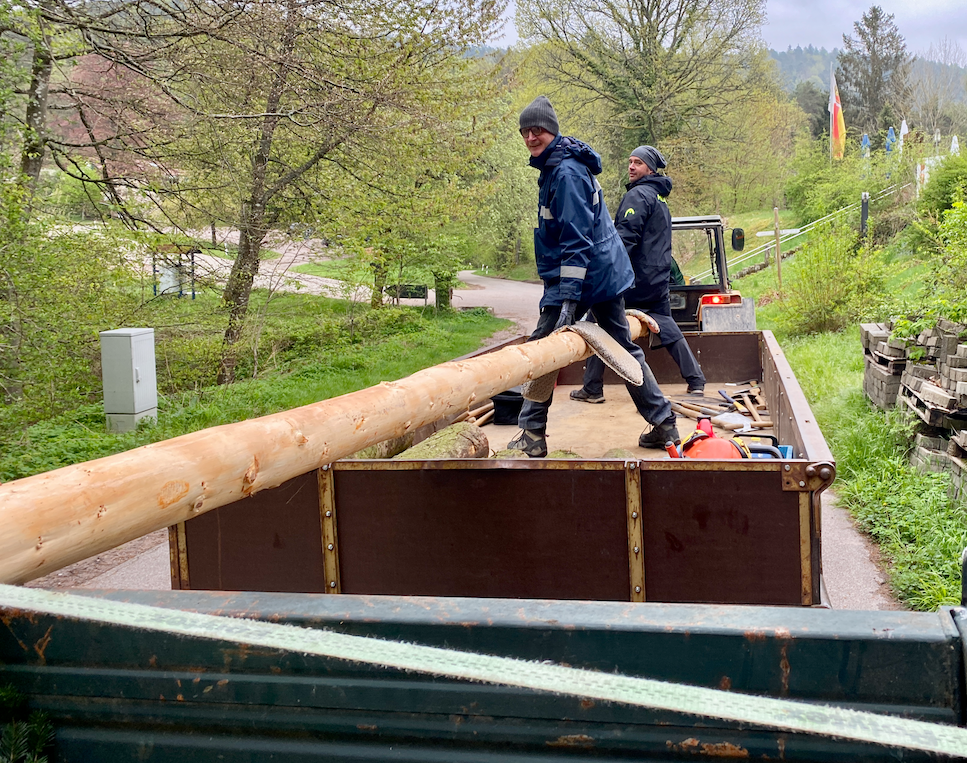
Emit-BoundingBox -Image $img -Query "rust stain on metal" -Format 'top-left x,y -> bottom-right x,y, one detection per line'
580,698 -> 595,709
701,742 -> 749,757
718,675 -> 732,690
357,724 -> 378,731
780,643 -> 791,695
158,480 -> 190,509
744,629 -> 767,642
0,609 -> 30,652
667,738 -> 749,758
546,734 -> 594,748
667,738 -> 699,751
217,679 -> 229,686
33,625 -> 53,664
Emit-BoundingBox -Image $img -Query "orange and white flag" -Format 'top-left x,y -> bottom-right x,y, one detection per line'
829,67 -> 846,160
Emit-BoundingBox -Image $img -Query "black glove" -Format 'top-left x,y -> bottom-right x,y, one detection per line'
553,300 -> 577,330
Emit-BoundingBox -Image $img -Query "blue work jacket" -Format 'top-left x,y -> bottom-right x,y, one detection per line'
531,136 -> 633,309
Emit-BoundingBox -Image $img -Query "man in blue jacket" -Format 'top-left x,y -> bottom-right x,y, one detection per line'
507,97 -> 677,457
570,146 -> 706,420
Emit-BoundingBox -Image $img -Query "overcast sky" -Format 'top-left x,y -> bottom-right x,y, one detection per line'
765,0 -> 967,57
496,0 -> 967,60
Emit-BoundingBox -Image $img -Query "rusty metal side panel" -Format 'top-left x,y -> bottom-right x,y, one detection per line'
638,462 -> 814,605
182,471 -> 327,593
331,462 -> 631,601
556,331 -> 762,386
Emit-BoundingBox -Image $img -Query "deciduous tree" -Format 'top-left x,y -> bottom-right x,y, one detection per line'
515,0 -> 767,159
908,39 -> 967,138
35,0 -> 503,383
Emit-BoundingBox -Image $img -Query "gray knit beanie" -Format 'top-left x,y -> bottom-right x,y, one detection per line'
631,145 -> 667,172
519,95 -> 560,135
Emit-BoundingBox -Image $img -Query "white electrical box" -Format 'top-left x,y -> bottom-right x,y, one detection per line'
100,328 -> 158,432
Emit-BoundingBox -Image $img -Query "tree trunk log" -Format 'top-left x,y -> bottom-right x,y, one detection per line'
19,45 -> 52,199
0,317 -> 645,584
393,421 -> 488,459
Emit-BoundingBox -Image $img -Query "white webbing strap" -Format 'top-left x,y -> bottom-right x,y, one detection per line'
1,585 -> 965,757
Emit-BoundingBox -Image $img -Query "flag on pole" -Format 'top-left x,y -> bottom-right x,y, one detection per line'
898,119 -> 909,153
829,66 -> 846,160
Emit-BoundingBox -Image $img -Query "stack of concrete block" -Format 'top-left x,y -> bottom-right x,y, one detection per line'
861,322 -> 904,409
910,432 -> 951,474
915,319 -> 964,364
937,341 -> 967,409
861,319 -> 967,502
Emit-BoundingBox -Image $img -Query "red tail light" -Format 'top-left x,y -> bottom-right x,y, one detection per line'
700,293 -> 743,307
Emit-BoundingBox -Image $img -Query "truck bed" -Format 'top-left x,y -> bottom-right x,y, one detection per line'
167,331 -> 833,608
488,381 -> 773,458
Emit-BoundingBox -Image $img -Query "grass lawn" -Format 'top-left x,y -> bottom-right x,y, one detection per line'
0,301 -> 509,482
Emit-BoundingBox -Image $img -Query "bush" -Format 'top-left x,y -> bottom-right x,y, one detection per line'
777,223 -> 893,335
784,137 -> 911,224
912,153 -> 967,248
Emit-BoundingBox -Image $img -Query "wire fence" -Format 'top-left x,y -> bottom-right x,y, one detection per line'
691,183 -> 911,283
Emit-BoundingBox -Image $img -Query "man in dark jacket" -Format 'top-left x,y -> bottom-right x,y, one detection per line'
570,146 -> 706,442
507,97 -> 677,457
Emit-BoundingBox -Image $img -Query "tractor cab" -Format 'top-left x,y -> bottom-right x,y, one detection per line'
669,215 -> 755,331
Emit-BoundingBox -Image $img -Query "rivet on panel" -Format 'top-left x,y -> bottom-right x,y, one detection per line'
326,511 -> 332,517
632,512 -> 638,519
327,544 -> 334,551
799,481 -> 806,488
634,586 -> 641,593
784,465 -> 791,472
633,546 -> 640,554
330,582 -> 336,589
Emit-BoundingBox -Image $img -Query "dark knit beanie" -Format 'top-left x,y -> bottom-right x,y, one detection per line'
631,145 -> 667,172
519,95 -> 560,135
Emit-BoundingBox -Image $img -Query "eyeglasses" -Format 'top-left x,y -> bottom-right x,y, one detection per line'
520,127 -> 546,139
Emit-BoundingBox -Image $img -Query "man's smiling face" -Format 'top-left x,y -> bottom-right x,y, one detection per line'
521,126 -> 555,157
628,155 -> 652,183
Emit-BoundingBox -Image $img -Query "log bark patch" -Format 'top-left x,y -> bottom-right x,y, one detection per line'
394,422 -> 488,459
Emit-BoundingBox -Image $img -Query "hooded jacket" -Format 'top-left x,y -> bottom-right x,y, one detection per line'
531,136 -> 633,309
615,173 -> 674,309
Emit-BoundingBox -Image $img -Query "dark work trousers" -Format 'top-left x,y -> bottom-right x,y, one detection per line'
517,297 -> 671,434
580,310 -> 705,395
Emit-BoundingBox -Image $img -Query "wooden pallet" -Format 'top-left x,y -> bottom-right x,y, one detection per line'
868,348 -> 907,374
899,386 -> 947,427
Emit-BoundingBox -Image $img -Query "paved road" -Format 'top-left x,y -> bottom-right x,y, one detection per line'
452,271 -> 543,336
37,259 -> 899,610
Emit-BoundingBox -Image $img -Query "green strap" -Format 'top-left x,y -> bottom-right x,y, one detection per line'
1,585 -> 966,756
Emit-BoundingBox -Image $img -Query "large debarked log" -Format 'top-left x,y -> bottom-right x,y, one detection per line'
0,318 -> 646,584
